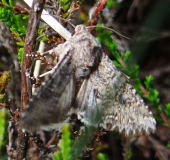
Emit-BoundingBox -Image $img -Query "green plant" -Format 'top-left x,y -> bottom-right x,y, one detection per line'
0,0 -> 28,65
59,0 -> 71,14
165,103 -> 170,125
0,71 -> 10,107
53,124 -> 73,160
0,108 -> 9,151
0,72 -> 10,152
97,153 -> 108,160
0,0 -> 28,46
106,0 -> 119,9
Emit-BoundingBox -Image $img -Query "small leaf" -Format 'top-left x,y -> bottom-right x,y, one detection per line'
113,60 -> 122,69
167,142 -> 170,149
1,0 -> 9,6
97,153 -> 108,160
165,103 -> 170,120
53,124 -> 72,160
106,0 -> 119,9
9,0 -> 17,7
123,50 -> 131,62
0,108 -> 9,151
18,48 -> 24,64
144,76 -> 154,90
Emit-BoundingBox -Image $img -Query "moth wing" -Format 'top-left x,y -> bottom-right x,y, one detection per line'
20,49 -> 75,133
97,56 -> 156,135
99,80 -> 156,136
76,54 -> 156,135
75,79 -> 100,127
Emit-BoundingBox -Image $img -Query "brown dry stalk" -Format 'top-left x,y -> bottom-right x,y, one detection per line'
17,0 -> 45,159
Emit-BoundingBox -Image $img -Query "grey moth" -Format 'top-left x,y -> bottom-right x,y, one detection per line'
20,25 -> 156,136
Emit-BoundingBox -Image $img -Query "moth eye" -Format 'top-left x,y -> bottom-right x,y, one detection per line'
75,67 -> 90,79
82,68 -> 88,72
81,67 -> 90,75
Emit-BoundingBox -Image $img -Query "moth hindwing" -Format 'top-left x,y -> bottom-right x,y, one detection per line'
21,25 -> 156,136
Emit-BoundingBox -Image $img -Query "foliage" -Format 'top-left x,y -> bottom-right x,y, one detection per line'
0,0 -> 28,64
106,0 -> 119,9
0,108 -> 9,151
59,0 -> 71,13
18,48 -> 24,65
0,71 -> 10,107
53,124 -> 73,160
0,72 -> 10,152
0,0 -> 28,45
167,142 -> 170,149
97,153 -> 108,160
165,103 -> 170,124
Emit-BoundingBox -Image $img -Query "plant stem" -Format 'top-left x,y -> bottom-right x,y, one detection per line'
18,0 -> 45,159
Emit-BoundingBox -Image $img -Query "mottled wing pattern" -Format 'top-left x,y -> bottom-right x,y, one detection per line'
21,25 -> 156,135
20,48 -> 75,132
76,53 -> 156,136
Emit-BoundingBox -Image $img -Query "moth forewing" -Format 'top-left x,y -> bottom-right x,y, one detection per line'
20,49 -> 76,132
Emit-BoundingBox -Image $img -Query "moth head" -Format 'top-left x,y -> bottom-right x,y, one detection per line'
74,25 -> 87,34
75,66 -> 91,79
74,45 -> 102,80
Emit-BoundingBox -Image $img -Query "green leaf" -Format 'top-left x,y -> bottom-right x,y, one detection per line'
167,142 -> 170,149
9,0 -> 17,7
123,50 -> 131,63
0,108 -> 9,151
144,76 -> 154,90
62,3 -> 70,12
97,153 -> 108,160
1,0 -> 10,6
165,103 -> 170,120
53,124 -> 72,160
127,65 -> 139,79
106,0 -> 119,9
16,41 -> 24,47
59,0 -> 71,12
18,48 -> 24,64
113,60 -> 122,69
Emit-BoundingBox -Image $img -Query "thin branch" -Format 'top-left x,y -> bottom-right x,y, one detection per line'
21,0 -> 45,111
18,1 -> 45,160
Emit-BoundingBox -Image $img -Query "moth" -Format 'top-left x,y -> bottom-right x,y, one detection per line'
20,25 -> 156,136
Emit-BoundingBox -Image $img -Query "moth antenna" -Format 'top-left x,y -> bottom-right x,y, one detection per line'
36,16 -> 75,41
86,25 -> 130,40
36,34 -> 46,41
67,19 -> 76,28
54,15 -> 76,28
